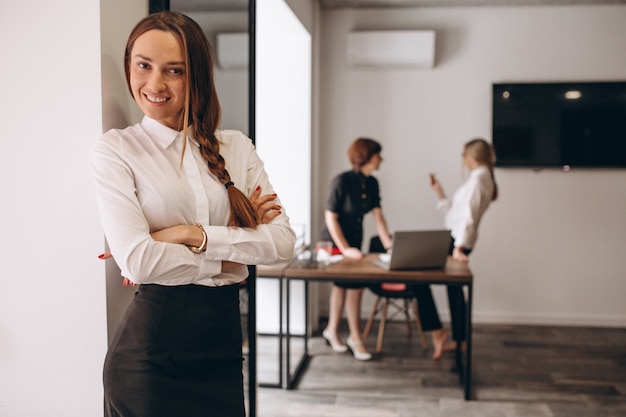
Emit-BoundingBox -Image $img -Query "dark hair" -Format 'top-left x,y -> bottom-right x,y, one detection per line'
125,11 -> 258,227
347,137 -> 382,170
464,138 -> 498,201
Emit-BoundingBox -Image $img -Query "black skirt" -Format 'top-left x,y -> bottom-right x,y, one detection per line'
104,284 -> 245,417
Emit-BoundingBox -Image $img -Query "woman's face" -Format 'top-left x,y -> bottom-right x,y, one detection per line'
463,152 -> 478,170
361,153 -> 382,174
370,153 -> 382,170
129,30 -> 187,130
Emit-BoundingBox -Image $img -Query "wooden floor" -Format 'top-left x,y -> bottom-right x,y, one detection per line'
250,321 -> 626,417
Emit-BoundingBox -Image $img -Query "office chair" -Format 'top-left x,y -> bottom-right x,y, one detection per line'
362,236 -> 429,353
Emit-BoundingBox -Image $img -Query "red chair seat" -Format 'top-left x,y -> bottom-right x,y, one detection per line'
380,283 -> 406,291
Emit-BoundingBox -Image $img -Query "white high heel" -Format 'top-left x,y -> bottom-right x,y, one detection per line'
322,329 -> 348,353
346,337 -> 372,361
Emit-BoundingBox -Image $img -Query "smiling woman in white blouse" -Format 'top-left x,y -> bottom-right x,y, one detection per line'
92,11 -> 295,417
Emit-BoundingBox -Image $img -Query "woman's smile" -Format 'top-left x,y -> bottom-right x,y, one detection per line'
144,93 -> 169,104
130,29 -> 187,129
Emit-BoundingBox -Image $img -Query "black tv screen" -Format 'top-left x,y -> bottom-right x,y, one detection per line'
492,81 -> 626,169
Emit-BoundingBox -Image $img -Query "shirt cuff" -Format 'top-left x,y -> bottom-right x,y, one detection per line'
198,225 -> 231,277
198,258 -> 222,278
436,198 -> 450,211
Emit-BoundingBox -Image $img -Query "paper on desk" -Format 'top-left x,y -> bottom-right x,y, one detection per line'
297,250 -> 312,260
329,254 -> 344,263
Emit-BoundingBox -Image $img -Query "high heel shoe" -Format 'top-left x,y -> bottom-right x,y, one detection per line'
346,337 -> 372,361
322,330 -> 348,353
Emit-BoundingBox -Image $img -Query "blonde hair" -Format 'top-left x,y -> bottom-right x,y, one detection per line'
464,138 -> 498,201
125,11 -> 258,227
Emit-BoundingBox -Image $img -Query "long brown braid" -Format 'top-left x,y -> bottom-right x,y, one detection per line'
125,11 -> 258,228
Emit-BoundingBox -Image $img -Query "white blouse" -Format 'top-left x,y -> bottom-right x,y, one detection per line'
92,116 -> 295,286
436,165 -> 494,250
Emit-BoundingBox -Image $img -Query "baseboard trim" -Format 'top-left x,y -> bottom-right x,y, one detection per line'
471,311 -> 626,328
347,311 -> 626,329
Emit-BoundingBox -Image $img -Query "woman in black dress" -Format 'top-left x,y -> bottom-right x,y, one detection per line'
320,138 -> 393,361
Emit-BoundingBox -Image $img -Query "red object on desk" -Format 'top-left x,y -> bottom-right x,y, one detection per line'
331,247 -> 342,255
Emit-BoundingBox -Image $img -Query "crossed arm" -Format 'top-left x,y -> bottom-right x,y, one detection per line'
100,186 -> 282,285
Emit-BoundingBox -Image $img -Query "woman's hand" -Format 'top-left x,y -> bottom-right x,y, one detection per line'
452,246 -> 469,263
98,252 -> 136,286
429,173 -> 446,200
341,247 -> 363,260
249,186 -> 281,224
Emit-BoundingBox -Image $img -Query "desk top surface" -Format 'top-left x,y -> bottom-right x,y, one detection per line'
258,253 -> 472,284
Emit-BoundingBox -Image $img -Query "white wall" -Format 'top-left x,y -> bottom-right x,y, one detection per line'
0,0 -> 112,415
315,5 -> 626,327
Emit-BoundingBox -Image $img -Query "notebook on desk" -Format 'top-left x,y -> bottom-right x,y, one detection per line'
373,230 -> 450,271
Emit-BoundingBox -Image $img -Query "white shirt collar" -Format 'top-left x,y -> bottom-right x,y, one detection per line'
470,165 -> 489,177
140,116 -> 182,149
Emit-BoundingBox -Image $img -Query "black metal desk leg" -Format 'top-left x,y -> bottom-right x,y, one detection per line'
464,283 -> 473,400
285,276 -> 291,388
304,281 -> 309,358
247,272 -> 257,417
278,276 -> 284,388
258,276 -> 284,389
453,283 -> 464,382
455,335 -> 463,381
285,277 -> 311,389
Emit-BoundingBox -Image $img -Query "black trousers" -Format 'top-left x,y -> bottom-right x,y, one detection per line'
412,285 -> 443,331
407,237 -> 471,339
447,238 -> 472,342
103,284 -> 245,417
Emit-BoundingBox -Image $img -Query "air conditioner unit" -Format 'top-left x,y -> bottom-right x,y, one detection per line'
346,30 -> 436,68
216,33 -> 248,70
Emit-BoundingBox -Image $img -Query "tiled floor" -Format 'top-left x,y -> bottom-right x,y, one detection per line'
250,322 -> 626,417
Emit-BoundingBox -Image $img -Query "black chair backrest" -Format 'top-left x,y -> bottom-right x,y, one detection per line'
369,235 -> 386,254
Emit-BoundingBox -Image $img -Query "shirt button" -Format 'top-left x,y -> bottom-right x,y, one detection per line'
361,193 -> 367,199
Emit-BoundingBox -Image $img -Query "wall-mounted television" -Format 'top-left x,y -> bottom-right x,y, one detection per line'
492,81 -> 626,169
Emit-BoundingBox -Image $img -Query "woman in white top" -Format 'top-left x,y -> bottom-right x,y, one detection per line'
430,138 -> 498,349
92,12 -> 295,417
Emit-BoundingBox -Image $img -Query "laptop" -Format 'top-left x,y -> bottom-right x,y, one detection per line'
373,230 -> 450,270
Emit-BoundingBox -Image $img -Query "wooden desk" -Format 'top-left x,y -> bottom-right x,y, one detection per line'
284,253 -> 471,283
257,254 -> 474,400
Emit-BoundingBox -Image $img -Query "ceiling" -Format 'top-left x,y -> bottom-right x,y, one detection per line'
171,0 -> 626,12
319,0 -> 626,7
170,0 -> 248,11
